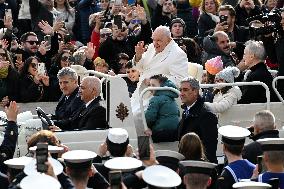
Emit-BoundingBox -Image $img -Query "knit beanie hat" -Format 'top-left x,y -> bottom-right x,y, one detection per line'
205,56 -> 223,75
215,66 -> 240,83
170,18 -> 186,30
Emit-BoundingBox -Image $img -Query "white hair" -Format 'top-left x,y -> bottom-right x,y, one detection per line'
253,110 -> 275,131
154,25 -> 171,38
245,40 -> 266,61
82,76 -> 101,97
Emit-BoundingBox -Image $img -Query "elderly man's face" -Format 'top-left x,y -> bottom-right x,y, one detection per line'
179,82 -> 198,106
79,79 -> 95,103
216,34 -> 230,54
152,30 -> 171,53
243,47 -> 254,66
59,75 -> 78,96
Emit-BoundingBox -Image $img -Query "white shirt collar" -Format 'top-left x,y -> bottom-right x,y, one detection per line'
85,98 -> 96,108
187,100 -> 197,110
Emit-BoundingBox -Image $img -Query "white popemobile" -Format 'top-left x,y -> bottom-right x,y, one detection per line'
0,65 -> 284,163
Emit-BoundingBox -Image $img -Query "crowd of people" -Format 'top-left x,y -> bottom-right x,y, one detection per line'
0,0 -> 284,188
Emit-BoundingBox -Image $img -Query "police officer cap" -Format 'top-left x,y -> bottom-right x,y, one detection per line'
24,157 -> 63,176
4,156 -> 33,169
29,145 -> 64,154
104,157 -> 142,171
155,150 -> 185,171
62,150 -> 97,169
218,125 -> 251,145
142,165 -> 182,188
20,174 -> 61,189
107,128 -> 129,144
179,160 -> 217,175
233,181 -> 271,188
257,138 -> 284,151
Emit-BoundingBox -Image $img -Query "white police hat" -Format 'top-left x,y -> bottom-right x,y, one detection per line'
218,125 -> 251,145
104,157 -> 142,171
142,165 -> 182,188
107,128 -> 129,144
4,156 -> 33,169
29,145 -> 64,154
62,150 -> 97,169
24,157 -> 63,176
20,174 -> 61,189
257,138 -> 284,151
155,150 -> 185,170
233,181 -> 271,188
179,160 -> 217,175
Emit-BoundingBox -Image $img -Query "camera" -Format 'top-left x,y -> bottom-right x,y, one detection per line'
247,8 -> 284,38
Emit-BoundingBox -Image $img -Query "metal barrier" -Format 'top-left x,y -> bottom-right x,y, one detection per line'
272,76 -> 284,104
139,87 -> 180,131
200,81 -> 271,110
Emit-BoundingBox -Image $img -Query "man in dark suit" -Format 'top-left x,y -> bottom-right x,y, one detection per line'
177,77 -> 218,163
52,67 -> 84,130
238,40 -> 277,104
51,75 -> 109,131
71,76 -> 108,130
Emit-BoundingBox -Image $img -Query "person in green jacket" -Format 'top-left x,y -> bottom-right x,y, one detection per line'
145,74 -> 180,143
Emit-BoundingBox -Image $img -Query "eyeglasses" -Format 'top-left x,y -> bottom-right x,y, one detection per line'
26,41 -> 40,45
61,56 -> 70,61
30,63 -> 37,69
100,33 -> 112,38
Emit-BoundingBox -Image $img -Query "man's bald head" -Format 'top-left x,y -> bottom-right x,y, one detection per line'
212,31 -> 230,54
152,26 -> 172,53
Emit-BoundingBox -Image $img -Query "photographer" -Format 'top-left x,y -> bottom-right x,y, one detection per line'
261,9 -> 284,97
214,5 -> 250,60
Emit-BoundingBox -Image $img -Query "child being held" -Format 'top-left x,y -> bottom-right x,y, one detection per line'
144,74 -> 180,143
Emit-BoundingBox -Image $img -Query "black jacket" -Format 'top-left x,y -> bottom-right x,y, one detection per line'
198,12 -> 217,38
19,74 -> 51,102
242,130 -> 279,164
178,97 -> 218,163
69,97 -> 109,130
0,121 -> 18,168
238,62 -> 277,104
53,87 -> 84,129
151,4 -> 173,30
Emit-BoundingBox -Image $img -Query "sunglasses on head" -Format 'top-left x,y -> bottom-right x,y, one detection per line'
26,41 -> 40,45
30,63 -> 37,69
61,56 -> 70,61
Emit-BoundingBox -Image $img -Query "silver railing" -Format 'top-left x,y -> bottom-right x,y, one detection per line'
272,76 -> 284,104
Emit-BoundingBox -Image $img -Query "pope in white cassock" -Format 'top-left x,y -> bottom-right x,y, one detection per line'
131,26 -> 189,133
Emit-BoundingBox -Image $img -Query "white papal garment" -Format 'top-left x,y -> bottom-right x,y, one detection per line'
130,39 -> 188,134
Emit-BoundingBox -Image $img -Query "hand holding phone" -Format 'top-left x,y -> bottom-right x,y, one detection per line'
36,143 -> 48,173
37,63 -> 46,76
219,15 -> 228,25
138,136 -> 150,160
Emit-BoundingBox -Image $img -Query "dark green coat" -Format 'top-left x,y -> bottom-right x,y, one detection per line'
145,80 -> 180,133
